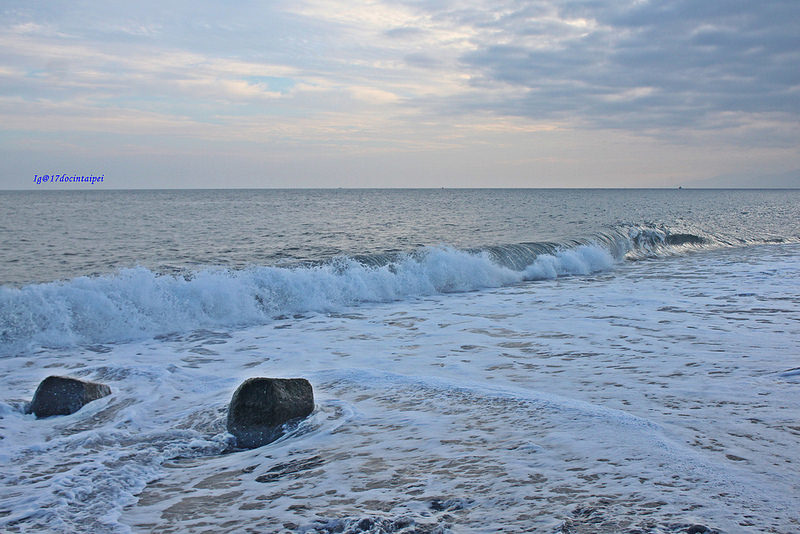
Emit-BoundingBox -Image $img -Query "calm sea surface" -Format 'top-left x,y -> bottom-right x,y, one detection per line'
1,188 -> 797,286
1,189 -> 798,533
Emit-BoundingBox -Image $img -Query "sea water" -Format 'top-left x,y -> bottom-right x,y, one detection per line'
0,189 -> 798,533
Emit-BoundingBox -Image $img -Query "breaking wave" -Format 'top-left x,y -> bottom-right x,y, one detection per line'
0,224 -> 770,350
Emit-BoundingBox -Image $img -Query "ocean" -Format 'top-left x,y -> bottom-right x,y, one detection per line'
1,188 -> 798,533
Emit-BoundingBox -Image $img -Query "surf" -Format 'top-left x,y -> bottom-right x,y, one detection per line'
0,224 -> 785,351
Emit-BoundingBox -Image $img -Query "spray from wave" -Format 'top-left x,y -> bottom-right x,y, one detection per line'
0,225 -> 740,350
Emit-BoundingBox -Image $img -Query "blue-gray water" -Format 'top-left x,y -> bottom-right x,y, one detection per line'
2,188 -> 798,286
1,189 -> 799,533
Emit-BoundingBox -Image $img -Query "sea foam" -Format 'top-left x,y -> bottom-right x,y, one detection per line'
1,244 -> 616,350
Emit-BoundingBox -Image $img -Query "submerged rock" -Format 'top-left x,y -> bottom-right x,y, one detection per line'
27,376 -> 111,418
227,377 -> 314,448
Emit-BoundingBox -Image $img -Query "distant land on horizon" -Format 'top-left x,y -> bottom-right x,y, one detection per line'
680,169 -> 800,189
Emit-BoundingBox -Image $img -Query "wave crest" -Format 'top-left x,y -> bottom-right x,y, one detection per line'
1,244 -> 619,350
3,224 -> 752,350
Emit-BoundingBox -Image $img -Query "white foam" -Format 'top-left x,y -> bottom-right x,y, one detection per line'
523,244 -> 616,280
3,244 -> 798,533
0,244 -> 617,350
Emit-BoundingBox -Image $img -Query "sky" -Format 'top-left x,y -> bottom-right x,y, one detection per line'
1,0 -> 799,188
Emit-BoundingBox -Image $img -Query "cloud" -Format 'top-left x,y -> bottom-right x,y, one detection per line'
455,0 -> 800,138
403,52 -> 443,69
384,26 -> 427,39
1,0 -> 798,187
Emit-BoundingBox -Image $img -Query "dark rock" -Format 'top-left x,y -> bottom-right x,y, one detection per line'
430,499 -> 447,512
255,455 -> 324,482
391,518 -> 414,530
227,377 -> 314,448
355,518 -> 374,531
429,498 -> 471,512
687,526 -> 710,534
27,376 -> 111,418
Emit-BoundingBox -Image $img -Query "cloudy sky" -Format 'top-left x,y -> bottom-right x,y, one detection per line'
2,0 -> 798,188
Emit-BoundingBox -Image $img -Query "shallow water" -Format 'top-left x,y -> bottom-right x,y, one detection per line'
2,243 -> 798,533
1,189 -> 799,532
